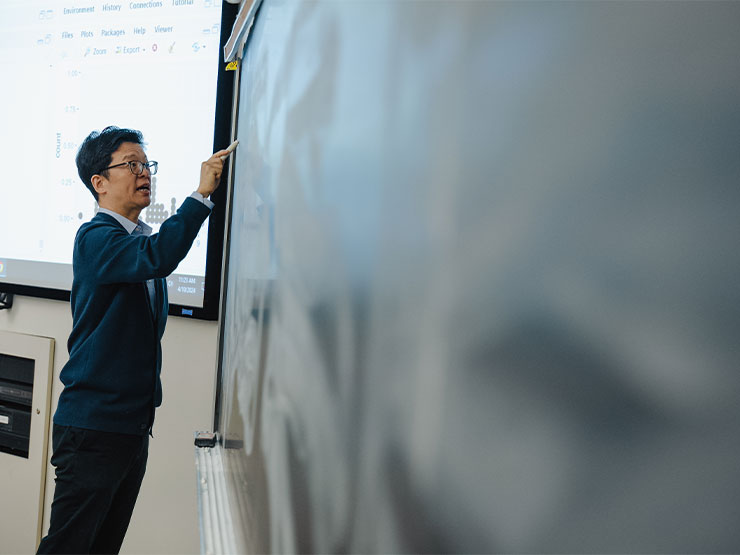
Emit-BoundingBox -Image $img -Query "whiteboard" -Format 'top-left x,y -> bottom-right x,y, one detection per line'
214,1 -> 740,552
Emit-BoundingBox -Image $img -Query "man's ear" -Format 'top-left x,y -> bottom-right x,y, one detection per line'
91,174 -> 107,197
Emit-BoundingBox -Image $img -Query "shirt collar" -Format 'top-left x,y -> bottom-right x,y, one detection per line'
97,207 -> 152,236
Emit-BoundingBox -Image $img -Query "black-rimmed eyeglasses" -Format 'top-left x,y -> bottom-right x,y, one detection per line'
100,160 -> 158,176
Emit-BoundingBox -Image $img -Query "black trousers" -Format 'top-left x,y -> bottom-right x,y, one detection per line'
37,424 -> 149,554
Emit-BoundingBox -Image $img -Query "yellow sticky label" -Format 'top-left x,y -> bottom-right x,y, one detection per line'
225,60 -> 239,71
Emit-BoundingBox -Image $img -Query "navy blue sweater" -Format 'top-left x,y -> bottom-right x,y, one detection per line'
54,197 -> 211,435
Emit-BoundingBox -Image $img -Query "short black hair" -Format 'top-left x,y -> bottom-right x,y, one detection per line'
76,126 -> 144,201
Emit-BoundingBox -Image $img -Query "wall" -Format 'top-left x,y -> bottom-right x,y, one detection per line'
0,295 -> 218,554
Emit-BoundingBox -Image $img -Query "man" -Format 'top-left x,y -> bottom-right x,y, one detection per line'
37,126 -> 231,554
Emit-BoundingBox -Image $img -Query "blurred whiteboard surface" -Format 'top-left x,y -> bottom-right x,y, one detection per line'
214,1 -> 740,553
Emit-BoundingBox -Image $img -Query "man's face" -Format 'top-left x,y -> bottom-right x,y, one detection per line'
95,142 -> 152,218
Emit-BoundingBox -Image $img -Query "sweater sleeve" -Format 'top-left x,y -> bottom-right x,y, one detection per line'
76,197 -> 211,284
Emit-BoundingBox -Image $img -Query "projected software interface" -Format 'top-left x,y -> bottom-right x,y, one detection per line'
0,0 -> 224,308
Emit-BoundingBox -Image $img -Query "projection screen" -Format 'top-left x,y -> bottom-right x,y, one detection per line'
0,0 -> 233,318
